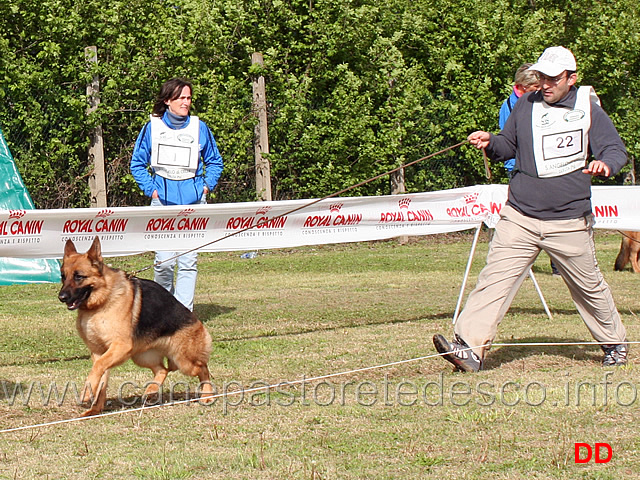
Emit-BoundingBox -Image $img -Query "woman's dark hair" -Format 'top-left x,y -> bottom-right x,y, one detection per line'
152,78 -> 193,117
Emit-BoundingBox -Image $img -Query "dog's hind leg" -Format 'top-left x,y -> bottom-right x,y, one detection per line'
133,350 -> 171,398
169,328 -> 215,403
614,237 -> 630,271
172,360 -> 215,404
632,245 -> 640,273
167,323 -> 214,403
196,363 -> 215,404
167,357 -> 179,372
174,356 -> 215,403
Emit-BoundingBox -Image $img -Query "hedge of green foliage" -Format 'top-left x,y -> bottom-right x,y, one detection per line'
0,0 -> 638,208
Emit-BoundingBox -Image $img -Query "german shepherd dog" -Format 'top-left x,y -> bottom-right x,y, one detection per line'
58,237 -> 214,416
614,231 -> 640,273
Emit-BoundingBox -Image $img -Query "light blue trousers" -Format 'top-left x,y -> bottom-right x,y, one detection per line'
151,196 -> 205,311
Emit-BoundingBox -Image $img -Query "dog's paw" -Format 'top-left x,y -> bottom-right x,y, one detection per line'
199,393 -> 216,405
199,385 -> 216,405
80,407 -> 102,418
143,383 -> 161,396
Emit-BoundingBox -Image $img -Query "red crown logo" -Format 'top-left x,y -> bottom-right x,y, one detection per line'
95,209 -> 114,218
8,210 -> 26,219
329,203 -> 343,213
464,193 -> 479,204
178,208 -> 195,216
256,206 -> 272,215
398,198 -> 411,209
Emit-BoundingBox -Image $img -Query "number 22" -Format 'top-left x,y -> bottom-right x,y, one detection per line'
557,136 -> 574,149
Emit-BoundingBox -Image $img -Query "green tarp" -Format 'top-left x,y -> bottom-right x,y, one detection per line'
0,125 -> 59,284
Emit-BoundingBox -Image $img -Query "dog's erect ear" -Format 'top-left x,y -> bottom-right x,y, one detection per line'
87,236 -> 103,267
64,239 -> 77,257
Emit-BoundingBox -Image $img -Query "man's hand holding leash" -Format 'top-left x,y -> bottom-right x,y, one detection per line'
468,131 -> 491,150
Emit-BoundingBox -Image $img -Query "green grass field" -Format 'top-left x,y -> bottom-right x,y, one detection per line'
0,230 -> 639,479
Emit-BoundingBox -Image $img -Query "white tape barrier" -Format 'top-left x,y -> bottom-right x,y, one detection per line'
0,185 -> 637,258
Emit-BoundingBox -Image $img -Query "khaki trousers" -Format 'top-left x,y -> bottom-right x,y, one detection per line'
455,205 -> 627,358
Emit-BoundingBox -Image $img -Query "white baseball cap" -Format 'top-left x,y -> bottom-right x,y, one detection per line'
528,46 -> 577,77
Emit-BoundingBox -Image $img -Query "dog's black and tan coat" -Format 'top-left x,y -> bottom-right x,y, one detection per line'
58,237 -> 214,416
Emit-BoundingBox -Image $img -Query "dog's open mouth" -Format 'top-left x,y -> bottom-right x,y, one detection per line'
59,287 -> 92,310
65,299 -> 84,311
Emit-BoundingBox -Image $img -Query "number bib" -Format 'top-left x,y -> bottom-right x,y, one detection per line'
531,86 -> 599,178
150,115 -> 200,180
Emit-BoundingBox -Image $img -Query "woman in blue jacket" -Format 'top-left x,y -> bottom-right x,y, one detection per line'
131,78 -> 223,311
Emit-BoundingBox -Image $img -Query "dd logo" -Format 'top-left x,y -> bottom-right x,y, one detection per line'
574,443 -> 613,464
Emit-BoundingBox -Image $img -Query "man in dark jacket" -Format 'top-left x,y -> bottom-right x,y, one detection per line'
433,46 -> 628,371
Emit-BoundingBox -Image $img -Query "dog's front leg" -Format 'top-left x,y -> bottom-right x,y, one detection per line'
81,367 -> 110,417
81,342 -> 132,416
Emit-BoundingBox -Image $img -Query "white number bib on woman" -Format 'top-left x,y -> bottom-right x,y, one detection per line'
150,115 -> 200,180
531,86 -> 599,178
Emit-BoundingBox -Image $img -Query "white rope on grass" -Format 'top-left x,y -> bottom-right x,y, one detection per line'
493,341 -> 637,348
0,339 -> 636,435
0,348 -> 463,434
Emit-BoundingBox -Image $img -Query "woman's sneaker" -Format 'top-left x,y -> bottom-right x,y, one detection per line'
433,334 -> 482,372
601,343 -> 628,366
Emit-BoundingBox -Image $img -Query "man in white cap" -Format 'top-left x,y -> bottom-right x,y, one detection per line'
433,46 -> 629,372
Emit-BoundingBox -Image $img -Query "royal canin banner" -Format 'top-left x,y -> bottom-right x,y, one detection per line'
0,185 -> 637,259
